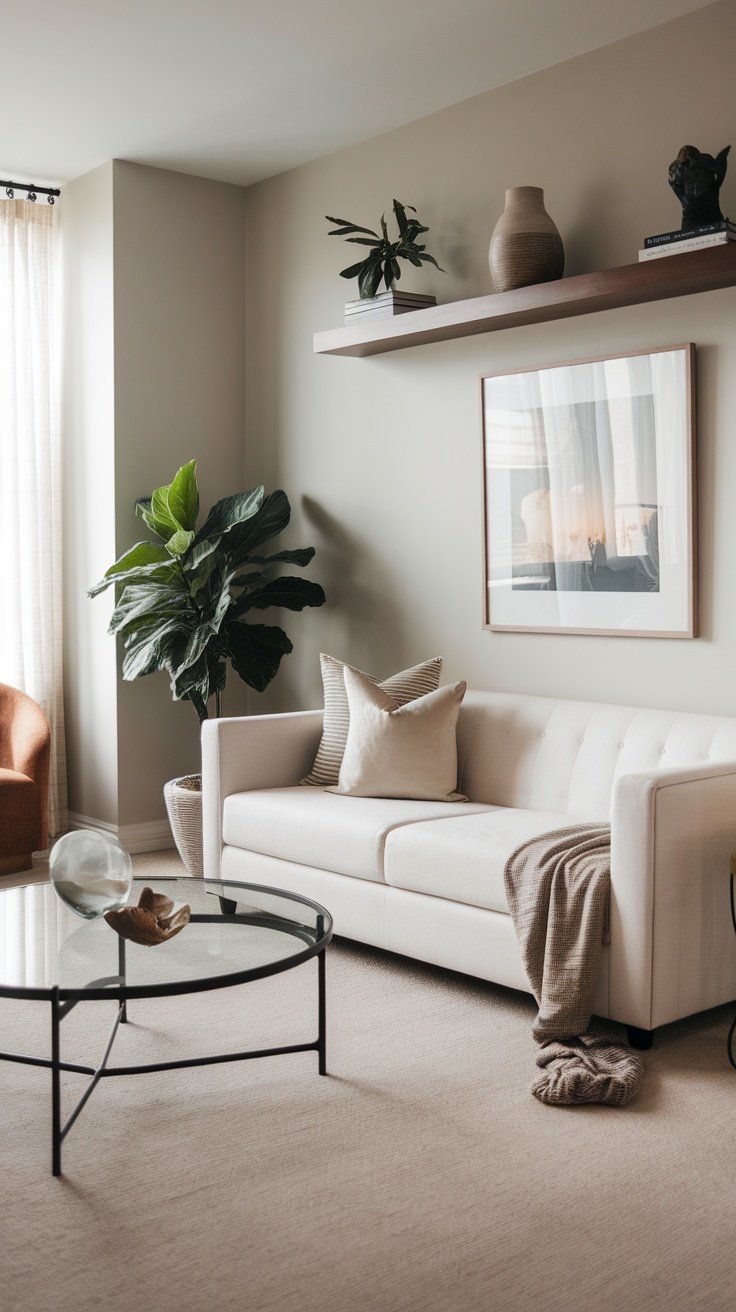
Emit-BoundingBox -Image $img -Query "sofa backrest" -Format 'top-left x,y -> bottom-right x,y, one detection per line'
456,690 -> 736,819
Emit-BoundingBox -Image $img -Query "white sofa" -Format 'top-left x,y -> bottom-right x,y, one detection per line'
202,690 -> 736,1043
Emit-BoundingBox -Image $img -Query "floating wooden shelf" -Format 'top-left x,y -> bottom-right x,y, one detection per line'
313,243 -> 736,358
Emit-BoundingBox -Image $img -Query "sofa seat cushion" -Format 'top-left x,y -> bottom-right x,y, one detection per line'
222,787 -> 491,883
384,807 -> 590,913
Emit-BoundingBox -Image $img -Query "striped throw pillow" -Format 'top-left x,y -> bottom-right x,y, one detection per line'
300,653 -> 443,787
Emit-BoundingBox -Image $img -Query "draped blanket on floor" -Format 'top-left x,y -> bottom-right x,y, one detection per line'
504,824 -> 644,1107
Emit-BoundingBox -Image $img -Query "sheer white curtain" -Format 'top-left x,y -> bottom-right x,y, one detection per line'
0,199 -> 67,838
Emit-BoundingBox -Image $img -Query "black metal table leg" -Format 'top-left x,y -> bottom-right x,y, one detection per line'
317,915 -> 326,1076
119,937 -> 128,1024
51,988 -> 61,1177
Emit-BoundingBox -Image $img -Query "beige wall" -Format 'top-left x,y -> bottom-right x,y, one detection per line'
244,0 -> 736,717
61,162 -> 118,826
61,162 -> 248,837
112,161 -> 248,828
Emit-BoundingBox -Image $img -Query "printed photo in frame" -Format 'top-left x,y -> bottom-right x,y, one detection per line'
481,344 -> 696,638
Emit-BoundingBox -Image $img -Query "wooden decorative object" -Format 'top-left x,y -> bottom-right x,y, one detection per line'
105,886 -> 191,946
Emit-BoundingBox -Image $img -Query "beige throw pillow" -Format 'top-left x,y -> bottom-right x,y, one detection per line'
300,653 -> 443,787
329,668 -> 468,801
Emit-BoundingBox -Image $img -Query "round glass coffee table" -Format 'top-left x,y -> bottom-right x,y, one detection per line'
0,877 -> 332,1175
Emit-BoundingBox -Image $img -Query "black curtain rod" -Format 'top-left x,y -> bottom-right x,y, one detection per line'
1,179 -> 61,203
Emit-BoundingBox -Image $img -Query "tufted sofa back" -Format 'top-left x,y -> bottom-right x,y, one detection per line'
456,690 -> 736,819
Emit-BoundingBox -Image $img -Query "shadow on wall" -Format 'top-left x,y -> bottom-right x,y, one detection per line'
301,495 -> 406,672
562,177 -> 625,275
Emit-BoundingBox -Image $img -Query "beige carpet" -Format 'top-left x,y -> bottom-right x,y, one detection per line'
1,850 -> 735,1312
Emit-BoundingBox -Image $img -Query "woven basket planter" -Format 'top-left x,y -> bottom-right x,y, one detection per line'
163,774 -> 203,878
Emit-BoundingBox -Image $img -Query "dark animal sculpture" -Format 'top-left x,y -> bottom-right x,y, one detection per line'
668,144 -> 731,230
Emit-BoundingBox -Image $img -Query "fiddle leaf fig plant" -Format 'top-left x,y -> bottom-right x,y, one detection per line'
326,198 -> 444,299
89,460 -> 325,722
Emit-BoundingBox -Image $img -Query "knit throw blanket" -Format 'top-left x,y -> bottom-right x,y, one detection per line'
504,824 -> 644,1107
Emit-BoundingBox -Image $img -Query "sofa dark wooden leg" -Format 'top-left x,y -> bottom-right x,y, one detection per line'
627,1026 -> 654,1050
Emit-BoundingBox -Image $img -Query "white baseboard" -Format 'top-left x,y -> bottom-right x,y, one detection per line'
67,812 -> 175,855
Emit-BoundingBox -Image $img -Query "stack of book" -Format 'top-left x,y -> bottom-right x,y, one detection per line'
344,290 -> 436,324
638,219 -> 736,261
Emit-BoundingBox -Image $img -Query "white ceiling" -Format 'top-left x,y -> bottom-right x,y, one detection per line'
1,0 -> 715,189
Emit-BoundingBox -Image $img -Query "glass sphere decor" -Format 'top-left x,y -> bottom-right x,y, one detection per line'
49,830 -> 133,919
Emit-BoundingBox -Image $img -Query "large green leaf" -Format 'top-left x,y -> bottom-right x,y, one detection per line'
233,576 -> 325,617
392,200 -> 415,236
226,491 -> 292,570
179,588 -> 230,672
173,623 -> 210,673
135,498 -> 167,541
244,546 -> 315,569
165,529 -> 195,557
230,570 -> 267,590
88,542 -> 171,597
326,216 -> 379,238
172,651 -> 210,700
110,582 -> 189,634
172,651 -> 226,715
185,536 -> 223,572
340,260 -> 374,280
161,631 -> 191,678
194,486 -> 264,544
209,581 -> 232,630
92,558 -> 181,601
185,546 -> 224,600
166,460 -> 200,531
226,621 -> 293,693
151,485 -> 182,535
359,259 -> 383,298
121,618 -> 189,681
135,482 -> 183,541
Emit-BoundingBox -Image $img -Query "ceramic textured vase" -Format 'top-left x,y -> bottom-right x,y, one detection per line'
488,186 -> 564,293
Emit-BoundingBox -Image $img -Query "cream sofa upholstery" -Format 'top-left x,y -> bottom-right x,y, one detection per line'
202,690 -> 736,1038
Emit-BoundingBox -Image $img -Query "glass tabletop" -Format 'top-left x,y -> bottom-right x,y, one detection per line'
0,878 -> 332,1000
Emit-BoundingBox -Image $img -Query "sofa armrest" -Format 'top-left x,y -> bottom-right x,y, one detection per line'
609,761 -> 736,1029
201,710 -> 323,881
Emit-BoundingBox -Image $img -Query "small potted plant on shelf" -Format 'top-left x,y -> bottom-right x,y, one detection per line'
326,198 -> 444,323
90,460 -> 325,875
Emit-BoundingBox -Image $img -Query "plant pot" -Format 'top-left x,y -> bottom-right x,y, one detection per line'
488,186 -> 564,293
164,774 -> 203,877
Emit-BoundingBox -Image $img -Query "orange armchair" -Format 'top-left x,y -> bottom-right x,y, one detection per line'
0,684 -> 51,876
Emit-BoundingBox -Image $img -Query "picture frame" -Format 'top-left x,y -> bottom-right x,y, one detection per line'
481,344 -> 696,638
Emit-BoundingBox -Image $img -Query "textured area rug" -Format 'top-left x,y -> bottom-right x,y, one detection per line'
1,851 -> 735,1312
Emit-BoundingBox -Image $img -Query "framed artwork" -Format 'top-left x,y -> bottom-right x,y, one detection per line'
481,344 -> 696,638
